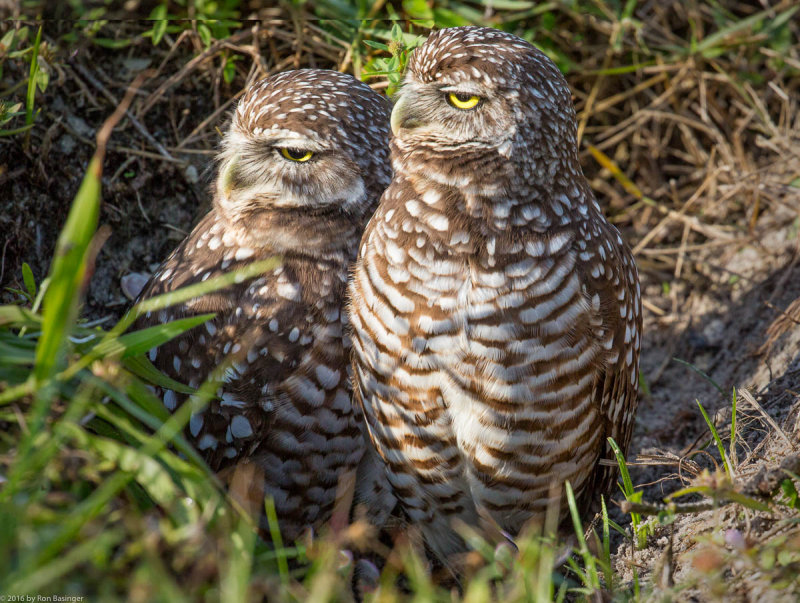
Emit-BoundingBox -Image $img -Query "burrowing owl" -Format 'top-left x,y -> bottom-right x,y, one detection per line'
348,27 -> 642,561
133,69 -> 391,542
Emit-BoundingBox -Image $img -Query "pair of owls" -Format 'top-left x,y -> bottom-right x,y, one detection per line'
134,26 -> 642,562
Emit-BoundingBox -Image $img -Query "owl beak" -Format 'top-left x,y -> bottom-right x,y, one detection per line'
390,93 -> 422,135
219,153 -> 239,198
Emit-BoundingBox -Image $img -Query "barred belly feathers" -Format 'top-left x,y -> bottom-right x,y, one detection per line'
348,26 -> 642,562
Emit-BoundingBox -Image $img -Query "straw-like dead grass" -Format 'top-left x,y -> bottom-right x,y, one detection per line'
1,1 -> 799,599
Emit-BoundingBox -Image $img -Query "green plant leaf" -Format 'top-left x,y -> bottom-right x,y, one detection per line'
25,25 -> 42,127
0,304 -> 42,328
92,313 -> 215,360
223,56 -> 237,84
21,263 -> 36,300
697,399 -> 732,477
34,155 -> 101,381
150,4 -> 168,45
198,23 -> 212,47
122,355 -> 196,394
363,39 -> 389,50
34,58 -> 49,93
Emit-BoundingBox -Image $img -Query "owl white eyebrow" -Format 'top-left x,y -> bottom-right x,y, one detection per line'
268,137 -> 327,152
250,127 -> 327,151
439,84 -> 486,96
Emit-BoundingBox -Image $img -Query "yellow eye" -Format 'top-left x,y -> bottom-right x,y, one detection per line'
447,92 -> 481,110
280,147 -> 313,162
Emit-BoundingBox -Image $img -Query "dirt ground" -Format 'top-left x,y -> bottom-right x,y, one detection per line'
2,17 -> 799,599
622,204 -> 800,600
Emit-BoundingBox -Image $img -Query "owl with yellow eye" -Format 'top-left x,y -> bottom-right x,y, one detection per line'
349,26 -> 642,566
132,69 -> 392,543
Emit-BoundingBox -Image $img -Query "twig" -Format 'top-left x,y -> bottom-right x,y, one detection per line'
165,147 -> 215,156
136,29 -> 254,117
53,115 -> 188,165
619,499 -> 715,516
576,47 -> 612,147
578,73 -> 668,118
674,221 -> 691,279
176,88 -> 245,149
108,156 -> 137,187
632,202 -> 736,256
135,190 -> 150,223
638,238 -> 750,255
72,63 -> 175,162
62,64 -> 103,110
738,388 -> 795,451
150,29 -> 193,82
641,298 -> 666,316
0,237 -> 10,286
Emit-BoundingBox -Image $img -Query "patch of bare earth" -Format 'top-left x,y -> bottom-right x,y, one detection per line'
615,153 -> 800,599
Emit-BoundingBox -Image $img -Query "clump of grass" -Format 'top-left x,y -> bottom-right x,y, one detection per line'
24,24 -> 43,128
616,379 -> 800,600
610,436 -> 653,550
696,399 -> 734,479
0,25 -> 39,138
361,23 -> 426,96
3,1 -> 800,599
0,74 -> 280,600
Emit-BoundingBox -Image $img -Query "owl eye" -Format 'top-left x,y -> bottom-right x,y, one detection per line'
280,147 -> 314,162
447,92 -> 482,110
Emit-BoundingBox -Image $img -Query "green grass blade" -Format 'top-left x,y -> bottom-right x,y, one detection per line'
33,155 -> 101,381
85,372 -> 214,478
4,529 -> 124,594
221,512 -> 257,603
92,313 -> 216,359
601,496 -> 612,590
608,437 -> 634,496
673,357 -> 724,395
695,6 -> 799,55
0,150 -> 105,501
30,363 -> 226,565
78,422 -> 198,524
265,497 -> 290,585
121,256 -> 282,331
0,304 -> 42,328
696,399 -> 732,477
25,25 -> 41,127
0,376 -> 35,405
565,481 -> 599,590
609,436 -> 645,548
122,355 -> 196,394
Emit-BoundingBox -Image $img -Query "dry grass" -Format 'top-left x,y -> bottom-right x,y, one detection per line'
1,1 -> 799,600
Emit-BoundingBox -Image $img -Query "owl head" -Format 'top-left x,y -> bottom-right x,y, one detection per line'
391,27 -> 578,174
215,69 -> 391,237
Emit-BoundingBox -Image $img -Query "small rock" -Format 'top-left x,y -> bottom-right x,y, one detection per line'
122,57 -> 152,73
121,272 -> 151,300
66,113 -> 94,138
724,246 -> 760,279
59,134 -> 76,154
702,318 -> 726,346
184,164 -> 199,184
